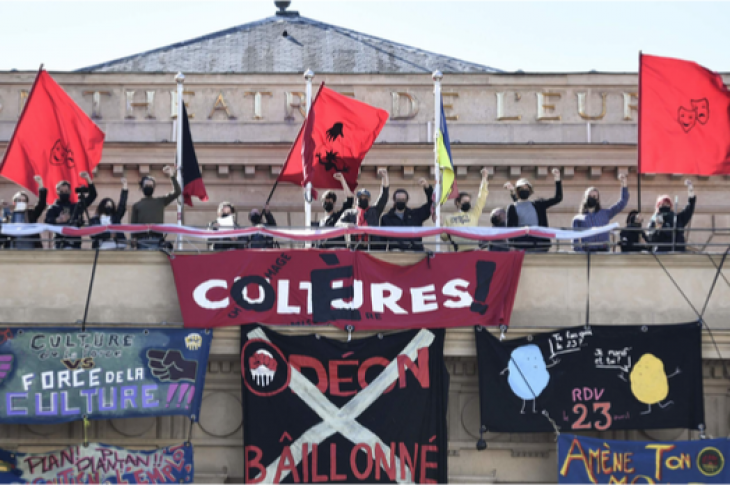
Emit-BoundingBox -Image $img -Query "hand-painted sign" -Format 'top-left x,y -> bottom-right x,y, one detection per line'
558,434 -> 729,483
171,249 -> 524,331
475,323 -> 704,432
241,326 -> 448,483
0,442 -> 193,483
0,328 -> 212,424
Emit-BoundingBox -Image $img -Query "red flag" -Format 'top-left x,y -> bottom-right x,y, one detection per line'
0,70 -> 104,204
277,84 -> 388,192
639,54 -> 730,175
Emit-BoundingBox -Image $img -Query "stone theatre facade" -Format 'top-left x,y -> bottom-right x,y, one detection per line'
1,4 -> 730,483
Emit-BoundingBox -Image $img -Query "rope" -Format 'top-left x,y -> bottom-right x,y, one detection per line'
187,417 -> 194,444
706,254 -> 730,292
81,246 -> 101,332
652,253 -> 702,319
699,249 -> 730,380
506,352 -> 560,438
700,249 -> 729,319
585,251 -> 591,329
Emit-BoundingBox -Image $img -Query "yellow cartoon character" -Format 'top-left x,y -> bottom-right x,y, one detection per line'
628,353 -> 681,414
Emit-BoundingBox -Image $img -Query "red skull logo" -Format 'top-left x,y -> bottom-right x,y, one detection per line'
691,98 -> 710,125
249,349 -> 278,386
677,107 -> 697,133
0,328 -> 12,346
50,140 -> 75,168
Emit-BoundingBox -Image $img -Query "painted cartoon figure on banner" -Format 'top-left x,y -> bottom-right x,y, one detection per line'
502,345 -> 551,414
624,353 -> 681,414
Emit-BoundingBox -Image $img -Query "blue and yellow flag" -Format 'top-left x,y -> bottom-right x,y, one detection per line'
437,96 -> 457,204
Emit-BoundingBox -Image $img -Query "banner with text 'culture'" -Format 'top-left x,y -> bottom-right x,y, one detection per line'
241,326 -> 448,483
171,249 -> 524,330
0,327 -> 212,424
0,442 -> 193,484
475,323 -> 703,433
558,434 -> 728,483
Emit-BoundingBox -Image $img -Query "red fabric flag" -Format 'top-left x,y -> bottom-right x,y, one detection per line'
180,105 -> 208,206
0,70 -> 105,204
639,54 -> 730,175
277,84 -> 388,192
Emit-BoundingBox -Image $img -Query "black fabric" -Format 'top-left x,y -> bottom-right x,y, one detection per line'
475,323 -> 704,433
241,326 -> 448,483
506,181 -> 562,252
619,224 -> 649,253
3,187 -> 47,249
44,184 -> 97,249
181,104 -> 203,194
207,212 -> 277,251
379,185 -> 433,251
318,197 -> 353,249
89,188 -> 128,248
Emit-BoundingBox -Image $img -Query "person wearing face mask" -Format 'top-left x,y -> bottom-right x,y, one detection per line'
244,205 -> 277,249
620,210 -> 649,253
44,171 -> 97,249
336,168 -> 390,250
481,207 -> 510,251
317,172 -> 354,249
131,166 -> 181,249
504,168 -> 562,252
572,173 -> 629,252
208,202 -> 243,250
380,178 -> 434,251
89,178 -> 128,250
3,175 -> 47,249
647,179 -> 696,252
441,168 -> 489,252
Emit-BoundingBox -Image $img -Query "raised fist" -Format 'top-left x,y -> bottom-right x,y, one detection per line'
418,178 -> 429,187
504,182 -> 515,192
162,165 -> 175,176
333,172 -> 344,181
552,168 -> 561,181
249,351 -> 278,373
481,168 -> 489,179
33,175 -> 44,188
377,168 -> 387,178
146,349 -> 198,382
79,171 -> 91,182
121,177 -> 128,189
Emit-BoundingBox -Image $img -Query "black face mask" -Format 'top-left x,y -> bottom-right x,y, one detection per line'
323,202 -> 334,212
517,189 -> 531,200
143,186 -> 154,197
491,216 -> 504,226
659,206 -> 671,213
101,205 -> 114,215
460,202 -> 471,213
358,198 -> 369,210
395,201 -> 407,211
250,214 -> 262,224
58,193 -> 70,203
586,197 -> 598,208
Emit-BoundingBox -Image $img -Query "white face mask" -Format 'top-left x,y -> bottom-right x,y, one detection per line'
15,202 -> 27,212
100,215 -> 112,226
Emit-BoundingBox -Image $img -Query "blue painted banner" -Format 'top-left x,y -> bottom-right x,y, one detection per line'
558,434 -> 729,483
0,442 -> 193,483
0,327 -> 212,423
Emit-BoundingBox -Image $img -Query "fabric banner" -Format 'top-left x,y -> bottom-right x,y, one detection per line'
0,442 -> 193,483
558,434 -> 729,483
475,323 -> 704,433
0,221 -> 619,242
241,326 -> 448,484
171,249 -> 524,330
0,327 -> 212,424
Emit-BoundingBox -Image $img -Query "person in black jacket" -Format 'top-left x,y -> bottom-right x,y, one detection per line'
208,202 -> 243,251
336,168 -> 390,250
619,210 -> 649,253
317,172 -> 354,249
380,178 -> 433,251
44,172 -> 97,249
3,175 -> 47,249
647,179 -> 696,252
242,206 -> 277,249
89,178 -> 128,250
505,168 -> 562,252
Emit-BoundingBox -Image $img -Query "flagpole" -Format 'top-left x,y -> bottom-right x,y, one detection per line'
432,70 -> 443,252
175,72 -> 185,250
304,69 -> 315,249
637,51 -> 643,213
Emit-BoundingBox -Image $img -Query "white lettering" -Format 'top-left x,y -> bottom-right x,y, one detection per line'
332,280 -> 364,310
41,371 -> 54,390
442,279 -> 473,308
135,368 -> 144,380
299,282 -> 313,315
193,279 -> 229,309
22,373 -> 34,392
58,370 -> 71,389
410,284 -> 438,313
371,283 -> 407,314
72,369 -> 84,388
89,368 -> 100,387
277,280 -> 301,314
106,371 -> 115,384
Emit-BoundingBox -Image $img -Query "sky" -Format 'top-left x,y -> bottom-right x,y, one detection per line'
0,1 -> 729,73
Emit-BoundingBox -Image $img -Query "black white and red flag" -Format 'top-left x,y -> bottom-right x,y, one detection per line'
241,326 -> 448,484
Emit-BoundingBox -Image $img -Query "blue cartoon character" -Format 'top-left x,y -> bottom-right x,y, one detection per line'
501,344 -> 551,414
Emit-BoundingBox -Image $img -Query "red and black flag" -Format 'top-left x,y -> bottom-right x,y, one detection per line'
0,69 -> 105,204
639,54 -> 730,175
181,104 -> 208,206
277,85 -> 389,193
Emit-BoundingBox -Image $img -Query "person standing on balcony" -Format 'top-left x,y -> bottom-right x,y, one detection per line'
243,206 -> 277,249
441,168 -> 489,251
620,210 -> 649,253
380,178 -> 434,251
572,173 -> 629,252
504,168 -> 563,252
317,172 -> 354,249
89,178 -> 129,250
481,207 -> 510,252
131,166 -> 181,249
647,180 -> 696,252
3,175 -> 47,249
45,171 -> 97,249
336,168 -> 390,250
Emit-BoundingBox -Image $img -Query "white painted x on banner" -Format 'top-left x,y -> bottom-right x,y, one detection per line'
246,328 -> 436,484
